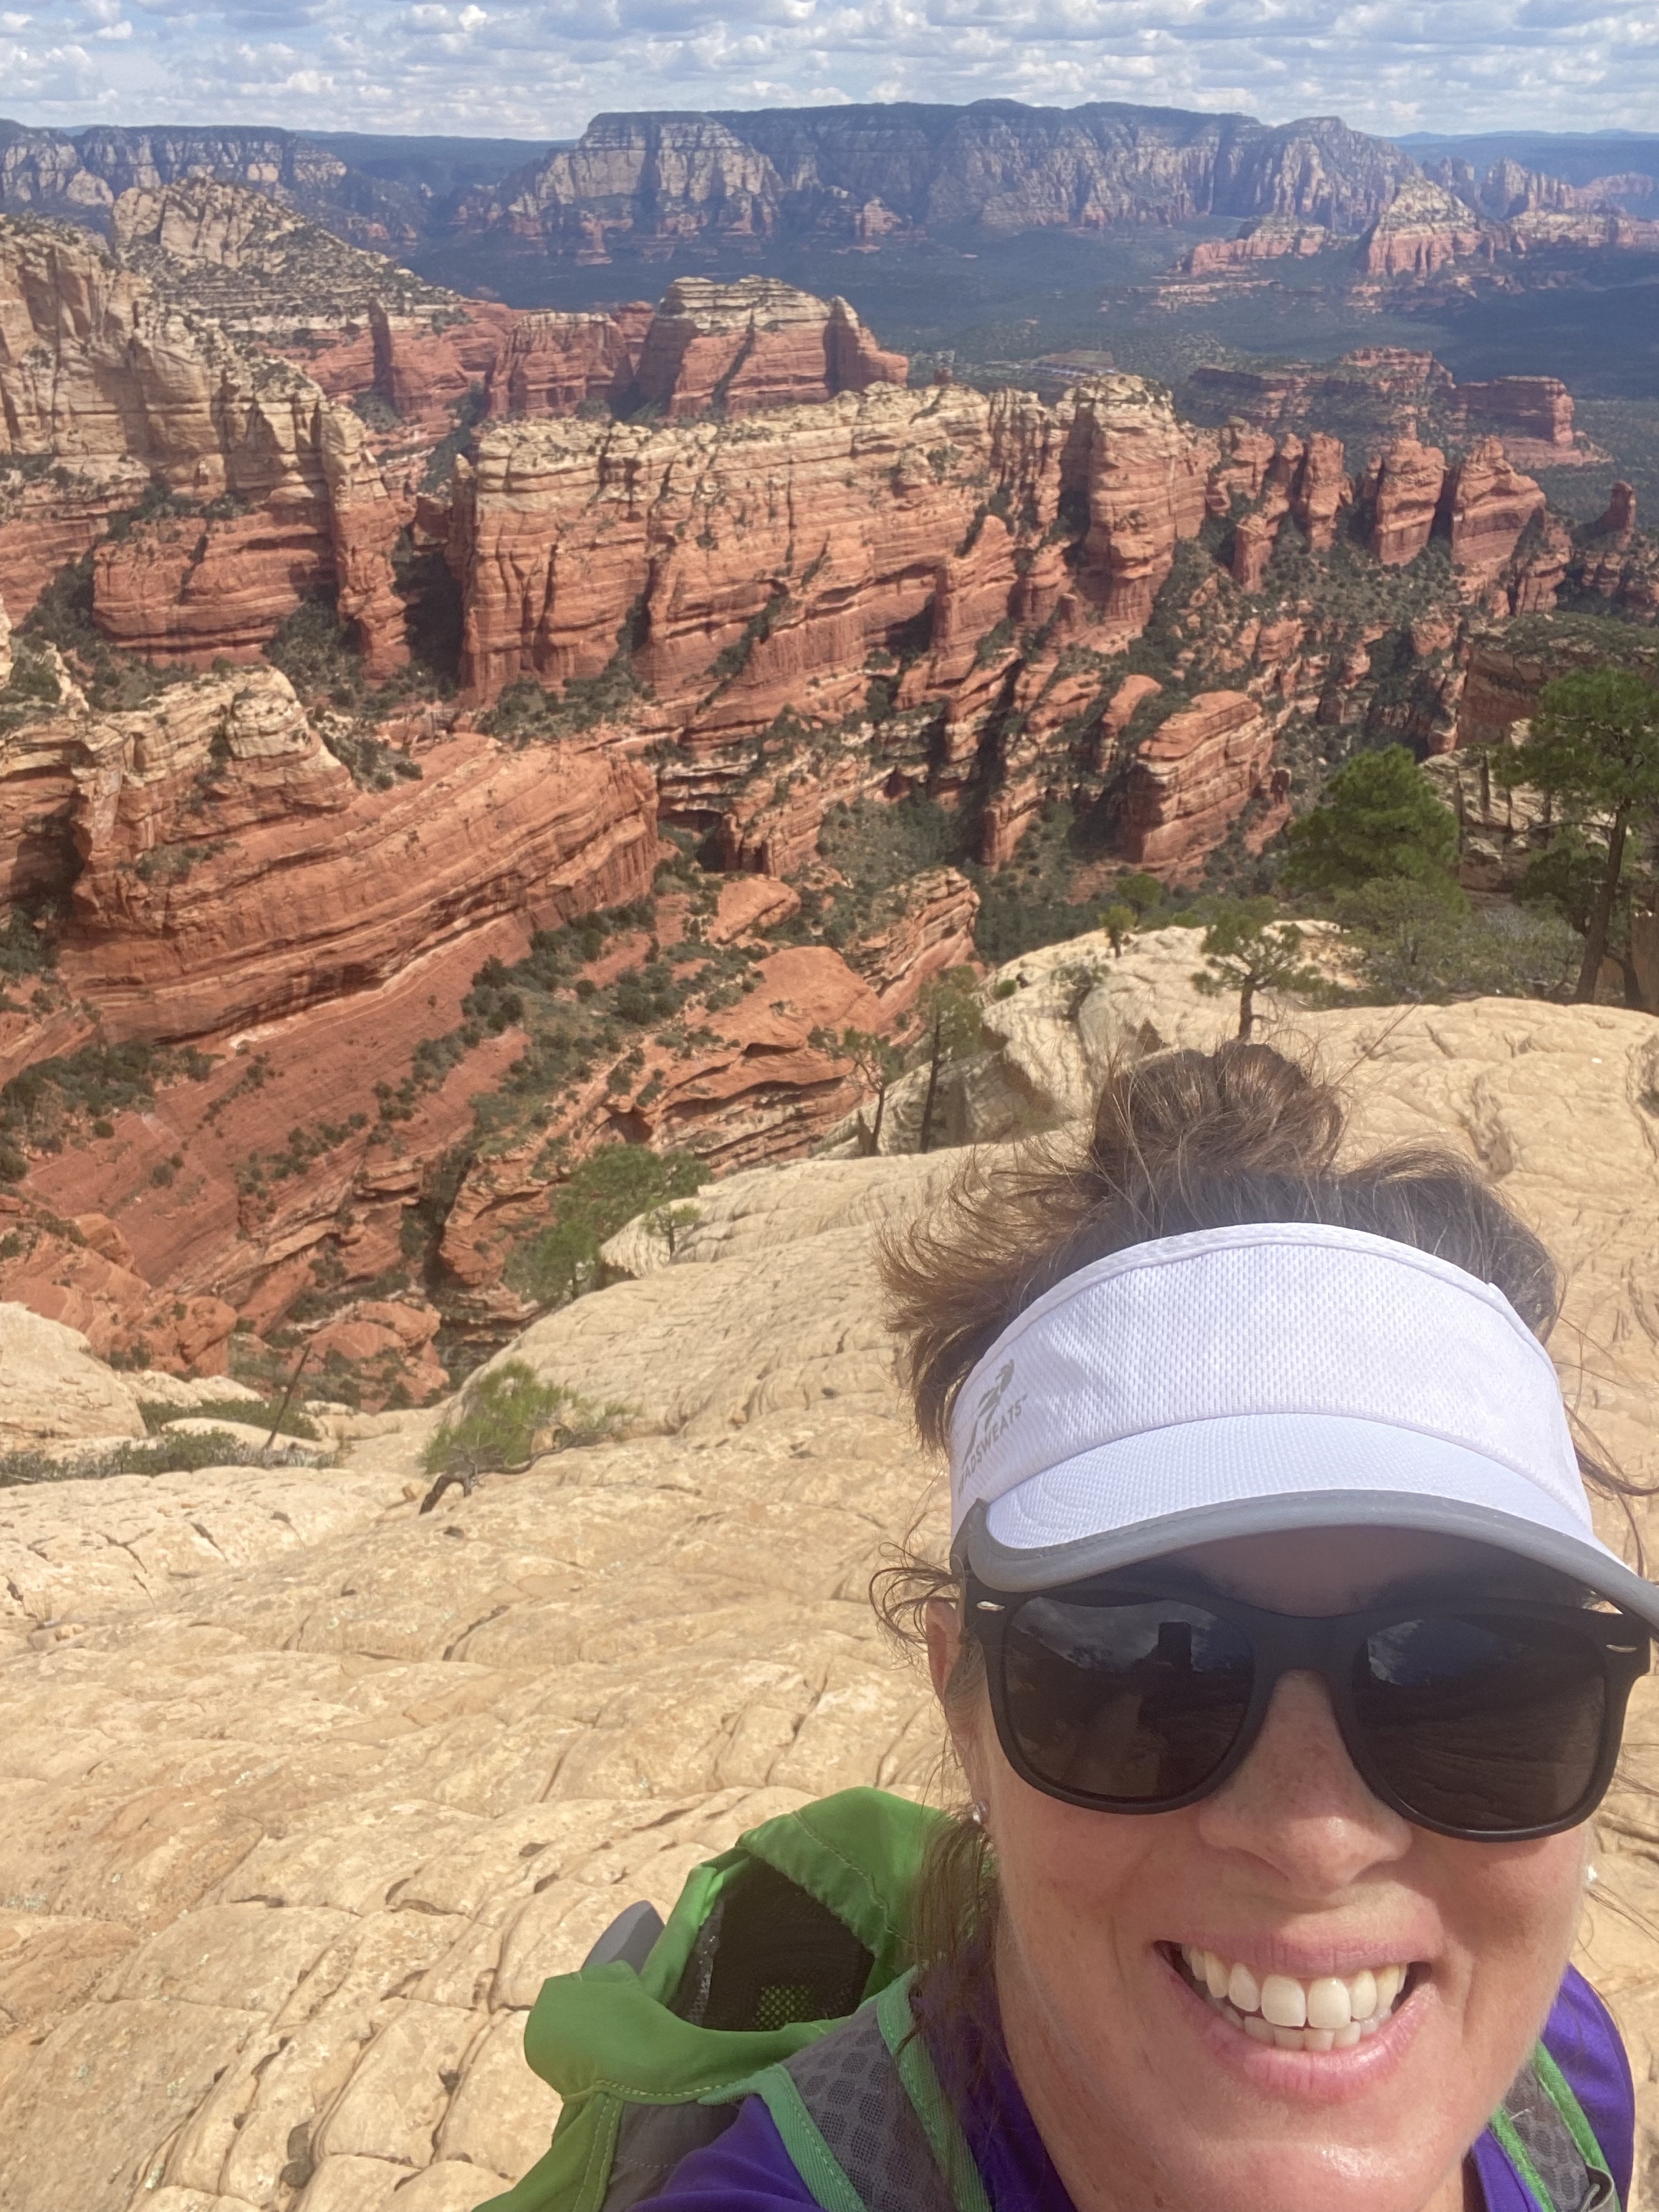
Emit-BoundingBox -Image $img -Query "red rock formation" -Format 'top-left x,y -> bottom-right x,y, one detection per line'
1182,219 -> 1330,274
1067,376 -> 1209,640
1458,376 -> 1574,451
486,305 -> 653,418
1447,439 -> 1545,577
310,1297 -> 447,1405
436,943 -> 884,1292
1590,483 -> 1637,547
1226,433 -> 1348,587
455,379 -> 1062,719
1362,437 -> 1448,566
1357,178 -> 1495,276
1292,432 -> 1349,551
368,299 -> 519,436
706,873 -> 802,944
626,277 -> 907,419
0,213 -> 407,668
29,666 -> 660,1042
843,867 -> 979,1012
1089,673 -> 1163,771
1120,691 -> 1276,871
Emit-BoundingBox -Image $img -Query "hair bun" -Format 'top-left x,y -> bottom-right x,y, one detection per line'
1090,1042 -> 1343,1200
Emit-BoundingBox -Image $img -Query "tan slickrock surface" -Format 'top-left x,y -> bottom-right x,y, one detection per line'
4,962 -> 1659,2209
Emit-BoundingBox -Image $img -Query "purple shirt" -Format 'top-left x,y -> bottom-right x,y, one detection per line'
635,1966 -> 1632,2212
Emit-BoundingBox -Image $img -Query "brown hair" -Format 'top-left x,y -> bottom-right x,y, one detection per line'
875,1040 -> 1644,1994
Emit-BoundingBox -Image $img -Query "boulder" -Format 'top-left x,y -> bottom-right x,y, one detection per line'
0,1301 -> 145,1439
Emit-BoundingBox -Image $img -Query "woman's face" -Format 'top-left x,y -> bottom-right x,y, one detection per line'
930,1529 -> 1592,2212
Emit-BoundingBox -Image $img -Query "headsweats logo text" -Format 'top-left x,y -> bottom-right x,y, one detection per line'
958,1358 -> 1026,1488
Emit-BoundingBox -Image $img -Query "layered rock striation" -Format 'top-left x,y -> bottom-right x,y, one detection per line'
625,277 -> 907,418
1120,690 -> 1280,869
27,665 -> 662,1043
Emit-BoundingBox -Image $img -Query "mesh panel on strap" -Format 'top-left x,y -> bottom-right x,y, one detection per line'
1502,2062 -> 1613,2212
785,2003 -> 956,2212
669,1862 -> 874,2034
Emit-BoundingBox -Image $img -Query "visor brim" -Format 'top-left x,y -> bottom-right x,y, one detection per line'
962,1412 -> 1659,1632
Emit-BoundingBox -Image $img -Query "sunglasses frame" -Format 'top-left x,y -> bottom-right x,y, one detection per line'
964,1570 -> 1652,1843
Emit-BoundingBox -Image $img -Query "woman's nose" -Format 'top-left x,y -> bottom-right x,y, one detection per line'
1193,1670 -> 1415,1890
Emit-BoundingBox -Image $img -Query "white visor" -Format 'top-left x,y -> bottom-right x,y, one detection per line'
948,1220 -> 1659,1629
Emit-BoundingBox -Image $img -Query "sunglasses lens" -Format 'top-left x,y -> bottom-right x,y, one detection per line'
1355,1614 -> 1609,1834
1002,1598 -> 1255,1804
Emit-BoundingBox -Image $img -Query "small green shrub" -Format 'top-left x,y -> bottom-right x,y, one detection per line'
420,1360 -> 632,1482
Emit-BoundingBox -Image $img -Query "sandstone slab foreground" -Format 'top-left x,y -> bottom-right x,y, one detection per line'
4,972 -> 1659,2210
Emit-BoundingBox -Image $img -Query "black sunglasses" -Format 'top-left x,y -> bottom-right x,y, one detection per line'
966,1571 -> 1650,1842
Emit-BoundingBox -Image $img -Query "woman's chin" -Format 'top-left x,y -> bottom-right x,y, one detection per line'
1129,1941 -> 1467,2212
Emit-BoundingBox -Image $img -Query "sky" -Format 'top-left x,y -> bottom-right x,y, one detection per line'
4,0 -> 1659,145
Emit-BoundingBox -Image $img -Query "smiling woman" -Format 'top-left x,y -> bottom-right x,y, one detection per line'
483,1042 -> 1649,2212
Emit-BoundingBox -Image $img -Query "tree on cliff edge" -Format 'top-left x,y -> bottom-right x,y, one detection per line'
1493,667 -> 1659,1003
1281,746 -> 1463,908
1193,900 -> 1325,1042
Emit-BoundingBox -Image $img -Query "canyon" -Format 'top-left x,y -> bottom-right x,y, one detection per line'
0,186 -> 1656,1408
1,107 -> 1659,2212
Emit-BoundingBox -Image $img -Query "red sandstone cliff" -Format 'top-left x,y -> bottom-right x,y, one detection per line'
0,213 -> 410,673
624,276 -> 908,419
1361,437 -> 1448,566
1121,691 -> 1280,870
486,305 -> 653,418
1446,439 -> 1546,578
43,666 -> 660,1042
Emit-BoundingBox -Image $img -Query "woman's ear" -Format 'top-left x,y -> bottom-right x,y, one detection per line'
925,1593 -> 963,1701
926,1595 -> 991,1804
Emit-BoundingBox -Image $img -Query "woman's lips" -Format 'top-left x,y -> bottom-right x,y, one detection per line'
1173,1943 -> 1415,2052
1159,1938 -> 1424,2070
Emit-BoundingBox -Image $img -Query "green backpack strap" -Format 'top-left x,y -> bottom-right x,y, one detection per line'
722,1971 -> 991,2212
1491,2046 -> 1619,2212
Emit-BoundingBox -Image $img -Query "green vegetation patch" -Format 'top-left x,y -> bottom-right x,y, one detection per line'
0,1428 -> 323,1489
138,1395 -> 320,1442
0,1041 -> 213,1175
420,1358 -> 633,1491
505,1145 -> 706,1309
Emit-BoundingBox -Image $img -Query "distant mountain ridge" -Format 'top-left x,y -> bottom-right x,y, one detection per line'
0,102 -> 1647,264
455,102 -> 1420,251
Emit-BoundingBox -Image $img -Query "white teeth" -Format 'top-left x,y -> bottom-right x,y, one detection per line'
1260,1975 -> 1307,2029
1178,1947 -> 1412,2053
1307,1976 -> 1351,2032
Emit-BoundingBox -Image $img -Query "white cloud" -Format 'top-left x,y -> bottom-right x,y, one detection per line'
1,0 -> 1656,138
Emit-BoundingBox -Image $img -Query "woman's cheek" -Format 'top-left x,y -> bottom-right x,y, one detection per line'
1437,1829 -> 1587,2052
